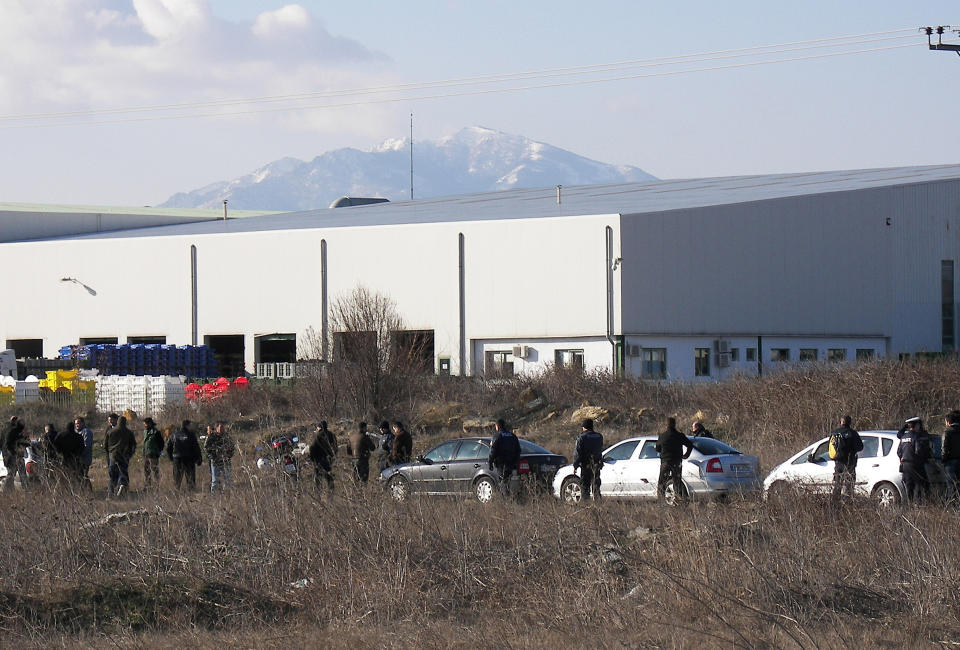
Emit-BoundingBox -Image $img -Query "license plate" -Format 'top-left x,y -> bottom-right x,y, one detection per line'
731,464 -> 753,476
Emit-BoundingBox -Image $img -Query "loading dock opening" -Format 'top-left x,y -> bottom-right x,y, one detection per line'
128,336 -> 167,344
5,338 -> 42,359
205,334 -> 245,377
255,333 -> 296,363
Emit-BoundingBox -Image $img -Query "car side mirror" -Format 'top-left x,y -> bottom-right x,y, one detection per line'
807,453 -> 818,463
417,455 -> 431,465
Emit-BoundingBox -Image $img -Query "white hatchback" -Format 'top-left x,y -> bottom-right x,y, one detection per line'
552,435 -> 762,504
762,430 -> 945,506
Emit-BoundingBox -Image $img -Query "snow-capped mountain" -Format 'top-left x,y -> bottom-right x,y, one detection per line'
160,126 -> 656,211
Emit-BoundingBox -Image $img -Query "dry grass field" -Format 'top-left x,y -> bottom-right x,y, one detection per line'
2,359 -> 960,648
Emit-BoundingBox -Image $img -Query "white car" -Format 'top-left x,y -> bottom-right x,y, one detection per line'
762,430 -> 945,506
552,435 -> 762,504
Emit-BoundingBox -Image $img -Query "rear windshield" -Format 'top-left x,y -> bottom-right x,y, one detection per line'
691,438 -> 741,456
519,439 -> 552,455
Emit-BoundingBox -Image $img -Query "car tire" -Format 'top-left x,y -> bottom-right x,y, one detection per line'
388,474 -> 410,502
560,476 -> 583,504
767,480 -> 793,500
474,476 -> 496,504
872,481 -> 901,508
663,481 -> 689,506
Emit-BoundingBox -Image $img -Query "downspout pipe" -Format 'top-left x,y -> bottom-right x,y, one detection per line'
605,226 -> 617,372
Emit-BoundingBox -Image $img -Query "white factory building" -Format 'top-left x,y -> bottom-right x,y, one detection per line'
2,164 -> 959,381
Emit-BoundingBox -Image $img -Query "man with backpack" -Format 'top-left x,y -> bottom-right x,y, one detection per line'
166,420 -> 203,491
829,414 -> 864,499
573,418 -> 604,501
488,419 -> 522,498
898,416 -> 932,503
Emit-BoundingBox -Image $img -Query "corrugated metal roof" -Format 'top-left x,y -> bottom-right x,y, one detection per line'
53,163 -> 960,241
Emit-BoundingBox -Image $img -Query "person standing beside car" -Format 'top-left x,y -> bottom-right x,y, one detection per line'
376,421 -> 394,473
655,417 -> 693,503
830,415 -> 864,499
489,419 -> 522,498
348,422 -> 376,484
898,416 -> 932,503
390,422 -> 413,466
942,410 -> 960,500
573,419 -> 604,501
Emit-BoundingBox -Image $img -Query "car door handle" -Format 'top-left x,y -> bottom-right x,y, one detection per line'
440,465 -> 448,470
871,463 -> 880,468
473,464 -> 481,468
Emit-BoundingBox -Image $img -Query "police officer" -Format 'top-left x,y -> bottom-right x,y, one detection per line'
488,419 -> 521,498
943,410 -> 960,500
898,416 -> 932,503
830,415 -> 863,499
655,417 -> 692,503
573,419 -> 604,501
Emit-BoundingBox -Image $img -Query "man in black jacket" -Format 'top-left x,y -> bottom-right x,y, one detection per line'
165,420 -> 203,491
489,419 -> 521,498
898,416 -> 931,503
376,421 -> 394,473
309,421 -> 337,492
830,415 -> 864,499
655,417 -> 692,503
573,419 -> 604,501
2,416 -> 29,491
943,410 -> 960,500
348,422 -> 376,484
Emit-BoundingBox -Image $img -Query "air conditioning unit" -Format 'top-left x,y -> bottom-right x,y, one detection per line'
512,345 -> 523,357
717,353 -> 730,368
627,345 -> 641,357
521,345 -> 532,359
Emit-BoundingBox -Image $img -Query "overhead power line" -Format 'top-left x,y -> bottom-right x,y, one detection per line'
0,28 -> 930,129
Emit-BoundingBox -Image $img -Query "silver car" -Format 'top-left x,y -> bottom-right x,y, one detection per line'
552,435 -> 761,505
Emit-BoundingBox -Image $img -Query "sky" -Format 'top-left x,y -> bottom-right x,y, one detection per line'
1,0 -> 959,206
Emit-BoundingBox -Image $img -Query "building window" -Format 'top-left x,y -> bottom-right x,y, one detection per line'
694,348 -> 710,377
485,351 -> 514,377
856,349 -> 875,361
770,348 -> 790,362
729,348 -> 739,362
641,348 -> 667,379
745,348 -> 756,362
5,339 -> 42,359
555,349 -> 584,369
827,348 -> 847,362
943,260 -> 955,352
799,348 -> 817,362
438,357 -> 451,375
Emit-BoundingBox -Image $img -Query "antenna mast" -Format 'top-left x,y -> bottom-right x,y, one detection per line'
409,113 -> 414,200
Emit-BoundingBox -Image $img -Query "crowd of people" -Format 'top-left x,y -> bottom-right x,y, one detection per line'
0,412 -> 419,497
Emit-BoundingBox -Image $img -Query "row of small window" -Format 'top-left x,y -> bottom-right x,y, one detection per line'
486,348 -> 584,376
639,347 -> 876,379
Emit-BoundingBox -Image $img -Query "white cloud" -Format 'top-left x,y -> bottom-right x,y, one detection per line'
0,0 -> 391,130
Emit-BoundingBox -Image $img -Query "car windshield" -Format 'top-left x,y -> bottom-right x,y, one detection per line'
691,438 -> 741,455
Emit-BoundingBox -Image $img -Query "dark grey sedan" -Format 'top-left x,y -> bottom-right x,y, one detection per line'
380,436 -> 567,503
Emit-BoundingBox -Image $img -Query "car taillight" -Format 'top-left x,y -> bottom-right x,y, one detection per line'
518,459 -> 531,474
24,461 -> 37,476
705,458 -> 723,473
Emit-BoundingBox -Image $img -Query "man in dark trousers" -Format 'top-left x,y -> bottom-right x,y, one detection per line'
390,421 -> 413,466
898,416 -> 932,503
488,419 -> 521,498
166,420 -> 203,491
205,421 -> 236,494
348,421 -> 376,483
655,417 -> 693,503
376,421 -> 394,473
104,415 -> 137,497
830,414 -> 864,499
942,410 -> 960,501
2,416 -> 29,491
141,417 -> 164,488
309,421 -> 337,492
573,419 -> 604,501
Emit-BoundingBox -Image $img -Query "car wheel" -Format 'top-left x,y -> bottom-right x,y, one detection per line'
560,476 -> 583,504
474,476 -> 496,503
767,480 -> 793,500
388,475 -> 410,502
872,481 -> 901,507
663,481 -> 688,506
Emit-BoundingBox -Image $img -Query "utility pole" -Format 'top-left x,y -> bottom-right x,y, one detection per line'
409,113 -> 414,201
923,26 -> 960,56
